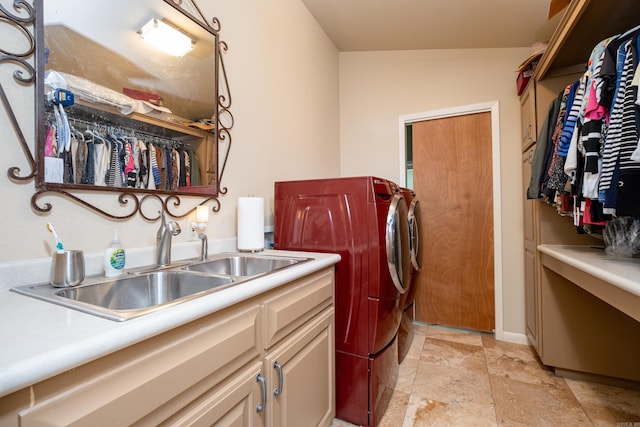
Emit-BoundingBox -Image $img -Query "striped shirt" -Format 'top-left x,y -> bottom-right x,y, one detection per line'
599,40 -> 635,193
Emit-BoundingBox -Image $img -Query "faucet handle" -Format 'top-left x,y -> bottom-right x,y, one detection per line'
198,232 -> 208,260
168,220 -> 181,236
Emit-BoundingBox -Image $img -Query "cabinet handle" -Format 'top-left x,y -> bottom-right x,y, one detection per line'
273,361 -> 283,397
525,124 -> 533,141
256,374 -> 267,412
528,148 -> 534,164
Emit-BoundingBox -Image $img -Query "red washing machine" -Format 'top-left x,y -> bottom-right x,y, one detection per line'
274,176 -> 411,427
398,188 -> 422,363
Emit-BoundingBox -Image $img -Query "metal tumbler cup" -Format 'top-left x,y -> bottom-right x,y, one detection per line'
50,250 -> 85,287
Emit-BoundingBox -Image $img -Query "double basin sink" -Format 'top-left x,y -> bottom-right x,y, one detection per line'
12,252 -> 311,321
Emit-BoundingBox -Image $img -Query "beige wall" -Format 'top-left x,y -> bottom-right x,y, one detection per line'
0,0 -> 339,262
339,48 -> 530,337
1,0 -> 529,338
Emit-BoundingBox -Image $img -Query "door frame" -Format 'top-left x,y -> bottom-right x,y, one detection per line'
397,101 -> 506,341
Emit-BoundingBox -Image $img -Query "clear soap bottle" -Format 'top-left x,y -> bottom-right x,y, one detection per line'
104,228 -> 125,277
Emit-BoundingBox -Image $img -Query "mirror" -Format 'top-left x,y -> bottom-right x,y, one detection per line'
43,0 -> 216,122
2,0 -> 232,219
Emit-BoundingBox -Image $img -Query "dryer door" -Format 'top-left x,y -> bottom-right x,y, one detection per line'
408,199 -> 422,272
385,194 -> 411,294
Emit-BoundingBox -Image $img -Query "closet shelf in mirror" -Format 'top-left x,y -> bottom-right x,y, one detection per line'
67,100 -> 215,140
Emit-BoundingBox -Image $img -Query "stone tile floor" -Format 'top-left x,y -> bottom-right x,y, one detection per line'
331,323 -> 640,426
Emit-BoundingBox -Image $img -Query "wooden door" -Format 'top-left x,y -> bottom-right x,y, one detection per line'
412,112 -> 495,332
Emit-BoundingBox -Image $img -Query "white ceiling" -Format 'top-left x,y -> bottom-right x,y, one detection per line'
301,0 -> 563,52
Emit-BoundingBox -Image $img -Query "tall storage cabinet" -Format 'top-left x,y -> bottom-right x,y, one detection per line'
521,0 -> 640,383
520,82 -> 540,352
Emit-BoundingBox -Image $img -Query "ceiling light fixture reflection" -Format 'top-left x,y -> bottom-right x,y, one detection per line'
138,18 -> 194,57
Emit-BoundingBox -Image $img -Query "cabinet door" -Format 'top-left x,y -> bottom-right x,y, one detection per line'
520,84 -> 536,151
522,148 -> 540,352
157,362 -> 264,427
19,304 -> 261,427
265,309 -> 335,427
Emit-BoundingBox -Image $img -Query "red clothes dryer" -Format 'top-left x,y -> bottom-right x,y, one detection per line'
274,176 -> 411,427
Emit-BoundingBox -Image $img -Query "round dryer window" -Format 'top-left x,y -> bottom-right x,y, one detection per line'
408,199 -> 422,271
385,194 -> 411,294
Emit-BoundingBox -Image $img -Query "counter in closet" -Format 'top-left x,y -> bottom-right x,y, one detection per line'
538,245 -> 640,321
536,244 -> 640,384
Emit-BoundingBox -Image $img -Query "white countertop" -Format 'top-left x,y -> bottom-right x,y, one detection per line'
537,244 -> 640,299
0,250 -> 340,398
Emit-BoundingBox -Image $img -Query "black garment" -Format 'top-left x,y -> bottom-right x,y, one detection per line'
61,150 -> 74,184
527,95 -> 562,199
81,138 -> 95,185
178,148 -> 187,188
616,171 -> 640,216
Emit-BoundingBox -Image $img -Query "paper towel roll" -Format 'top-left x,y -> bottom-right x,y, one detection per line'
237,196 -> 265,251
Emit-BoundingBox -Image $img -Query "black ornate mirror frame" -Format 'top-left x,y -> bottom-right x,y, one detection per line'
1,0 -> 232,220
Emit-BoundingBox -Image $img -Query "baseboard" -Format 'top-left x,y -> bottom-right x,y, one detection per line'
555,368 -> 640,391
496,330 -> 529,345
413,321 -> 529,345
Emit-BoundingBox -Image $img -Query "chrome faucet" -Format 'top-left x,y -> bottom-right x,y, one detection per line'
156,211 -> 181,266
198,232 -> 208,261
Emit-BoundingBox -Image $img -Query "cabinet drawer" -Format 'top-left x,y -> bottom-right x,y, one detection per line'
263,268 -> 334,349
19,304 -> 261,427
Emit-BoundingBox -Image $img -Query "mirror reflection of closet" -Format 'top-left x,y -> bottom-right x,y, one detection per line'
39,0 -> 220,198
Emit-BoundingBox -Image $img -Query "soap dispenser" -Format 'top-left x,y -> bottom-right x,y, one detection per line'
104,228 -> 125,277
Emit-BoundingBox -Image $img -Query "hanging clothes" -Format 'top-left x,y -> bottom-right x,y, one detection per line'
92,131 -> 109,186
44,122 -> 57,157
189,149 -> 202,187
123,138 -> 136,188
81,133 -> 95,185
528,23 -> 640,234
73,130 -> 87,185
184,150 -> 191,187
43,103 -> 200,192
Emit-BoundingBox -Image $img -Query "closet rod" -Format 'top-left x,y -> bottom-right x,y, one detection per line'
46,113 -> 191,149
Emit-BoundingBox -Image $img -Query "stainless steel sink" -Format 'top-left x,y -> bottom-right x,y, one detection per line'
11,252 -> 313,322
11,271 -> 234,321
183,253 -> 311,277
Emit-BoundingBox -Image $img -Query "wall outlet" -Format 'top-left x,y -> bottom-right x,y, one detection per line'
185,219 -> 199,241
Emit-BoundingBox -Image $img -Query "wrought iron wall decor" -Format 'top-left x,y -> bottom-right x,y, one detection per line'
1,0 -> 233,220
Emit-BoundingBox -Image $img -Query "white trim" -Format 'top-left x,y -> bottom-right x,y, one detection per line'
398,101 -> 506,341
500,331 -> 530,345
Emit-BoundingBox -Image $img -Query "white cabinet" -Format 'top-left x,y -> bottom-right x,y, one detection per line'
17,303 -> 262,427
264,310 -> 334,427
261,269 -> 335,427
0,268 -> 335,427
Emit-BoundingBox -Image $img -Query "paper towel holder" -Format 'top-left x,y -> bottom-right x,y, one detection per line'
237,195 -> 265,252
